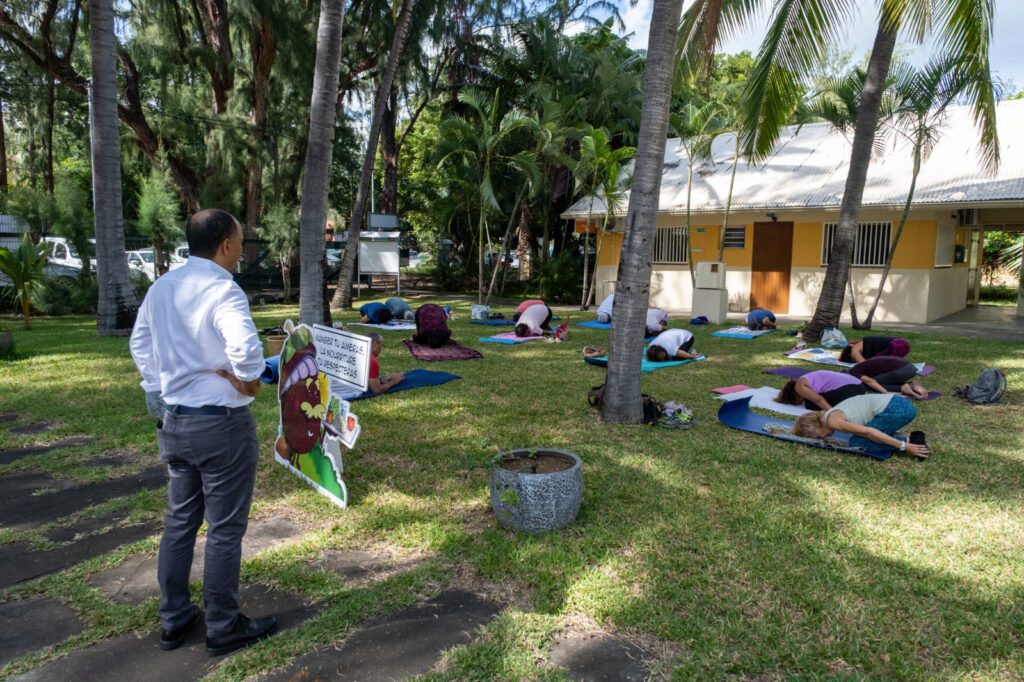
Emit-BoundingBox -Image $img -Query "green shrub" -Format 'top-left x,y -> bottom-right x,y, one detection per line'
979,285 -> 1019,304
530,250 -> 582,303
31,276 -> 99,315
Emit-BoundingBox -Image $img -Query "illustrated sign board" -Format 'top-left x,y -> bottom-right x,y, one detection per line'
274,320 -> 369,508
311,324 -> 371,394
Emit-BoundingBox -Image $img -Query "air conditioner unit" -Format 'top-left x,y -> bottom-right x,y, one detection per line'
958,208 -> 978,228
601,217 -> 622,232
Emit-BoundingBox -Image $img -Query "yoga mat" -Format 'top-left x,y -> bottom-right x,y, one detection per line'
717,397 -> 891,460
583,354 -> 705,373
763,366 -> 811,379
712,326 -> 776,339
260,356 -> 279,384
711,385 -> 752,394
349,369 -> 460,400
577,320 -> 612,329
790,348 -> 856,367
479,332 -> 544,344
470,319 -> 515,326
348,321 -> 417,331
914,363 -> 937,376
402,338 -> 483,361
717,386 -> 810,418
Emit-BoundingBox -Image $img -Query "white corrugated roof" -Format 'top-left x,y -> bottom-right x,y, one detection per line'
562,99 -> 1024,218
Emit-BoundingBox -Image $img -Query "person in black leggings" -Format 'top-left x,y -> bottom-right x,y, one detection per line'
849,356 -> 928,398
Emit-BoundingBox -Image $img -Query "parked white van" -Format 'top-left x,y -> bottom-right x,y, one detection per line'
127,248 -> 186,282
41,237 -> 96,277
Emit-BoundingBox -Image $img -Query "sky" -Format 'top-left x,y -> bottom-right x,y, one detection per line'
611,0 -> 1024,95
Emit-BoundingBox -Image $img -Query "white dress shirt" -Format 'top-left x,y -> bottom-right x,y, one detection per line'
130,256 -> 264,407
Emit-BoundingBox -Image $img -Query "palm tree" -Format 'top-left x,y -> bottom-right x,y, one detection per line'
0,235 -> 48,330
678,0 -> 998,342
572,126 -> 636,309
331,0 -> 417,311
674,100 -> 722,287
89,0 -> 139,335
602,0 -> 685,424
435,89 -> 539,303
861,56 -> 974,327
298,0 -> 346,327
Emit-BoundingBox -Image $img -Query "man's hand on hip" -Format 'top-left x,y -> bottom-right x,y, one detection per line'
217,370 -> 262,397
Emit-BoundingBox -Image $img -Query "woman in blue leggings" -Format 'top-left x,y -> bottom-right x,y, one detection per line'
791,393 -> 931,459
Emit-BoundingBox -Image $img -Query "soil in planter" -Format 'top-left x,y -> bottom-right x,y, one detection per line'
499,453 -> 573,475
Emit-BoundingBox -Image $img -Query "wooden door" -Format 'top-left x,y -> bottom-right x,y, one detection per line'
750,222 -> 793,313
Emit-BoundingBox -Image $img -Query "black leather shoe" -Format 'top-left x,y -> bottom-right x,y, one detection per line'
160,605 -> 202,651
205,614 -> 278,656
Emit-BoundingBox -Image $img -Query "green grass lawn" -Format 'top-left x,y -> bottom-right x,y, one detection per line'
2,299 -> 1023,680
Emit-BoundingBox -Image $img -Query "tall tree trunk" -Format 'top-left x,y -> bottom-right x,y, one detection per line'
44,76 -> 55,196
863,145 -> 921,327
377,87 -> 398,214
0,96 -> 7,196
716,133 -> 740,261
485,185 -> 525,305
685,154 -> 696,287
298,0 -> 346,326
243,13 -> 277,265
89,0 -> 138,335
804,13 -> 898,343
602,0 -> 683,424
846,273 -> 862,328
332,0 -> 416,310
580,201 -> 594,309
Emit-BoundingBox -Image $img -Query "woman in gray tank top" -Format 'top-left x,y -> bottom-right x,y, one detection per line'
791,393 -> 930,459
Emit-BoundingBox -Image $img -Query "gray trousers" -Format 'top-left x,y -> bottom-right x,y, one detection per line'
156,409 -> 258,638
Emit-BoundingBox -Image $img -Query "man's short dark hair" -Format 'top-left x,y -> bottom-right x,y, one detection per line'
514,323 -> 529,337
186,209 -> 240,259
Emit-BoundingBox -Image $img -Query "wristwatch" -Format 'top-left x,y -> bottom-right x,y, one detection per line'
899,439 -> 906,451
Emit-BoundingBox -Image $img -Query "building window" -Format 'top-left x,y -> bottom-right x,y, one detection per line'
723,225 -> 746,249
653,226 -> 688,264
935,222 -> 954,267
821,222 -> 892,267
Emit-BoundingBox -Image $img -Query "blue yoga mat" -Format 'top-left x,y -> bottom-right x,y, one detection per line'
470,319 -> 516,326
577,320 -> 612,329
583,353 -> 705,373
717,397 -> 891,460
349,369 -> 460,400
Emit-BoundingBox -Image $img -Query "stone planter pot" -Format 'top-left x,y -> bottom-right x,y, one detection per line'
489,448 -> 582,535
0,331 -> 13,357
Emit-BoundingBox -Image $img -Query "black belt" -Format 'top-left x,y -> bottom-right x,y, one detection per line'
167,404 -> 250,416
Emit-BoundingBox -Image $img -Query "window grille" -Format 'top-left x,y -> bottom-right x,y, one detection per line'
653,226 -> 688,264
723,225 -> 745,249
821,222 -> 891,267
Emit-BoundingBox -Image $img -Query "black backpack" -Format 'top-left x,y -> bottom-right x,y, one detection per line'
587,382 -> 663,425
955,368 -> 1007,405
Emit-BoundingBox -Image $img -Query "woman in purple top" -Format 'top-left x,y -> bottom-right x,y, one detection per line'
775,369 -> 891,411
850,356 -> 928,398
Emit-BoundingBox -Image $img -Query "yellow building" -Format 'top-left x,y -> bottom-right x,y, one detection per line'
563,101 -> 1024,324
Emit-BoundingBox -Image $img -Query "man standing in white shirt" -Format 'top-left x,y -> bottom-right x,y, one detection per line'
130,209 -> 277,656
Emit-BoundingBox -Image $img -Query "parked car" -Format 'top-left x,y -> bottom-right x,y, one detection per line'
40,237 -> 96,277
127,248 -> 186,282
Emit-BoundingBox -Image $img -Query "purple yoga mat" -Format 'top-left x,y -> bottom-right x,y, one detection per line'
402,338 -> 482,361
763,366 -> 810,379
768,364 -> 936,378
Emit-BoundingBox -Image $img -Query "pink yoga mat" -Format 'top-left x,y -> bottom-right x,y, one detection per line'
402,338 -> 482,361
711,385 -> 753,394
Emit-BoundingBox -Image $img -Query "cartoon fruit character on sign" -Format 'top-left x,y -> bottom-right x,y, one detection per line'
277,326 -> 324,464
